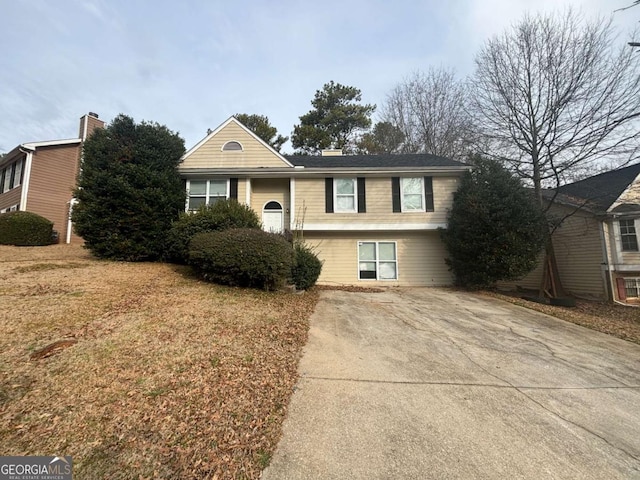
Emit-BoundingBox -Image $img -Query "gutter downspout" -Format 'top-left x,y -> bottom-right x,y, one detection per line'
599,220 -> 615,302
18,146 -> 34,210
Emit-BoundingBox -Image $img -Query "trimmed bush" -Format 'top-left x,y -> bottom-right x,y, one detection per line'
165,199 -> 260,264
291,243 -> 323,290
189,228 -> 294,290
0,211 -> 54,246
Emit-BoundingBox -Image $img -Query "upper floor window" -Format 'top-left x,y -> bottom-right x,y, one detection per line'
335,178 -> 357,212
392,177 -> 434,213
222,141 -> 243,151
620,219 -> 638,252
325,177 -> 366,213
12,160 -> 22,188
187,179 -> 228,211
401,177 -> 425,211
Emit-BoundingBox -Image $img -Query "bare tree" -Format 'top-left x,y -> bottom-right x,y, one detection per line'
470,9 -> 640,204
382,68 -> 473,161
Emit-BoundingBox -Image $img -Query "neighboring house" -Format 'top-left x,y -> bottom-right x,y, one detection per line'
179,117 -> 470,286
0,113 -> 104,243
503,163 -> 640,304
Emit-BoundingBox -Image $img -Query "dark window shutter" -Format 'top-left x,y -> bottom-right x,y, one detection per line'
392,177 -> 401,213
357,177 -> 366,213
229,178 -> 238,200
424,176 -> 434,212
325,177 -> 334,213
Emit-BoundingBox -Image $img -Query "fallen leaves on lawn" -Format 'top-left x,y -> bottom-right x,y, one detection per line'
0,244 -> 319,479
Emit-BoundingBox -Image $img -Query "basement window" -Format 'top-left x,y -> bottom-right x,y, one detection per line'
624,278 -> 640,298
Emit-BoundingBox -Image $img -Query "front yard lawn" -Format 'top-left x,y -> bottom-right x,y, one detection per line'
0,244 -> 318,479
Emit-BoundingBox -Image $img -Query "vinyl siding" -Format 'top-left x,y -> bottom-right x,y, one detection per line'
180,122 -> 290,169
501,205 -> 606,299
612,174 -> 640,206
0,186 -> 22,211
613,217 -> 640,266
293,176 -> 459,226
302,231 -> 453,287
250,178 -> 289,229
27,144 -> 81,243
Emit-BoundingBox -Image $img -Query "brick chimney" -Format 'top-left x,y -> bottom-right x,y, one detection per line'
79,112 -> 105,141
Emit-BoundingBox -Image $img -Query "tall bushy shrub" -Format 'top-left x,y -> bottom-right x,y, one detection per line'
291,243 -> 323,290
0,211 -> 54,246
165,199 -> 260,263
72,114 -> 186,261
189,228 -> 294,290
441,156 -> 547,289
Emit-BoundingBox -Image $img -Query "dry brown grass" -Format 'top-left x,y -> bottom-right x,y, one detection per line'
0,244 -> 318,479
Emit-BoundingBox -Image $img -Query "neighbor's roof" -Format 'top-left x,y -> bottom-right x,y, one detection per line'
286,153 -> 467,169
543,162 -> 640,213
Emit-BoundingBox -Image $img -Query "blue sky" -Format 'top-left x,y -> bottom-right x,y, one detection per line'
0,0 -> 637,153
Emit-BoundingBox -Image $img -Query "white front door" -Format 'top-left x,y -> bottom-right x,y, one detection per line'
263,201 -> 284,233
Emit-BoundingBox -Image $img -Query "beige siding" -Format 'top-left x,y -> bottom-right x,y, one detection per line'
501,205 -> 606,299
613,174 -> 640,206
302,231 -> 453,287
250,178 -> 290,228
294,176 -> 459,226
180,122 -> 291,169
27,144 -> 81,243
616,218 -> 640,266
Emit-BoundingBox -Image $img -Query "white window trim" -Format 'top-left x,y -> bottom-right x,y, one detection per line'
357,241 -> 398,281
186,179 -> 230,211
624,277 -> 640,298
401,177 -> 425,212
334,178 -> 357,213
619,219 -> 639,252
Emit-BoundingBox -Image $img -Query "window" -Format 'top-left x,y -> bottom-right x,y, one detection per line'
401,177 -> 424,211
187,179 -> 228,211
358,241 -> 397,280
12,159 -> 23,188
392,177 -> 434,213
325,177 -> 366,213
222,141 -> 243,151
624,278 -> 640,298
620,219 -> 638,252
2,164 -> 13,193
335,178 -> 357,212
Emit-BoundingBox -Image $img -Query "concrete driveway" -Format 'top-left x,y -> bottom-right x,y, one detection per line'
262,288 -> 640,480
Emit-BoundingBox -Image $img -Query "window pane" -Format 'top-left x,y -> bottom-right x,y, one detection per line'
404,194 -> 423,210
379,242 -> 396,261
189,181 -> 206,195
359,262 -> 376,271
379,262 -> 397,280
359,243 -> 375,261
209,180 -> 227,196
336,196 -> 355,211
359,268 -> 377,280
13,161 -> 22,187
188,196 -> 206,210
402,177 -> 422,194
336,178 -> 355,194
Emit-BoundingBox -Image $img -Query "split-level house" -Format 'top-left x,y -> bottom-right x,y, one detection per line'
503,163 -> 640,304
0,113 -> 104,243
179,117 -> 470,286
